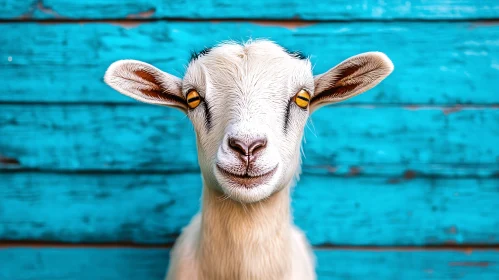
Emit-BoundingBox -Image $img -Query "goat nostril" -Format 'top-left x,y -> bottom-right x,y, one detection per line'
228,137 -> 267,157
228,138 -> 248,156
248,138 -> 267,156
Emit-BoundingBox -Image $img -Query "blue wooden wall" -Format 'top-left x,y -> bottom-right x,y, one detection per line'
1,1 -> 498,279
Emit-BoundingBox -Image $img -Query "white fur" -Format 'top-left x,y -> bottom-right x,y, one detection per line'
104,39 -> 393,280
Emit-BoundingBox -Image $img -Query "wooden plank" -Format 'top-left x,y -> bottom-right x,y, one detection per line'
0,247 -> 498,280
1,22 -> 498,104
314,249 -> 499,280
1,105 -> 498,176
1,172 -> 498,245
1,0 -> 499,20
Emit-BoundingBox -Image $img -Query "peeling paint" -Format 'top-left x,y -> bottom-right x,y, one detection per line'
443,105 -> 463,115
126,9 -> 156,19
468,21 -> 499,30
403,170 -> 416,180
349,166 -> 361,176
387,178 -> 400,184
18,1 -> 37,19
18,0 -> 64,19
109,21 -> 142,29
0,155 -> 20,165
446,226 -> 458,235
253,20 -> 314,30
404,105 -> 421,110
471,20 -> 499,27
36,0 -> 64,18
5,1 -> 499,21
325,166 -> 337,174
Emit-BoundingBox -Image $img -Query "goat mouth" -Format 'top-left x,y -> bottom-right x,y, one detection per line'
216,164 -> 278,188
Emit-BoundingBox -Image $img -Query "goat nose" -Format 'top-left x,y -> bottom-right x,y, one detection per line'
228,137 -> 267,157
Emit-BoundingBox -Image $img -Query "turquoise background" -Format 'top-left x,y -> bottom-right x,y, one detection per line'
0,1 -> 498,279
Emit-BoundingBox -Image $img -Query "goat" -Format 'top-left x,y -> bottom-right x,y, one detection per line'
104,39 -> 393,280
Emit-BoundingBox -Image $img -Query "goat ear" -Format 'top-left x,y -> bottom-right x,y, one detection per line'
310,52 -> 393,112
104,60 -> 187,113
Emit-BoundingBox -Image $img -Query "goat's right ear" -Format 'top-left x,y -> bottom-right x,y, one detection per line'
104,60 -> 187,113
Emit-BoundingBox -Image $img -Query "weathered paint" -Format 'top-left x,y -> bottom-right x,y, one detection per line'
1,22 -> 499,104
0,247 -> 498,280
1,105 -> 497,176
1,0 -> 498,277
1,172 -> 498,245
1,0 -> 498,20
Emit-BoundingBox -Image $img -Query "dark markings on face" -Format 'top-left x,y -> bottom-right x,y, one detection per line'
203,99 -> 213,131
283,97 -> 293,133
189,44 -> 307,132
190,47 -> 213,62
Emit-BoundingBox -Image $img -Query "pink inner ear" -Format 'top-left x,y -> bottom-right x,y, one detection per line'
311,63 -> 364,106
127,69 -> 186,107
133,70 -> 165,99
313,83 -> 362,103
134,69 -> 159,84
335,63 -> 361,82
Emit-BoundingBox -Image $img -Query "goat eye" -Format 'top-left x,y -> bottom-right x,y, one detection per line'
186,90 -> 201,109
294,89 -> 310,109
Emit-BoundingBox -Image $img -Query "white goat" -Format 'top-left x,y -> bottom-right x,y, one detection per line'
104,40 -> 393,280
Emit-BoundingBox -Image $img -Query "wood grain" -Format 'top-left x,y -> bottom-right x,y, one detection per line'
1,105 -> 497,176
1,22 -> 498,104
1,0 -> 498,20
1,0 -> 498,278
1,172 -> 498,245
0,247 -> 498,280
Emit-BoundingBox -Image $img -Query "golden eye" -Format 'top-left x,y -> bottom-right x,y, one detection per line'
294,89 -> 310,109
186,90 -> 201,109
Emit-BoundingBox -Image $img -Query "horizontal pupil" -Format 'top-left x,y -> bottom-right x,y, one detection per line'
297,96 -> 309,102
187,96 -> 200,103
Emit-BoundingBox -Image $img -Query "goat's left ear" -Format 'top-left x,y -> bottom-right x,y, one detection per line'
310,52 -> 393,113
104,60 -> 187,113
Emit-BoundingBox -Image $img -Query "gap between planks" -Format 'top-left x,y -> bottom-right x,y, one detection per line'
0,241 -> 498,252
1,168 -> 498,179
1,18 -> 499,25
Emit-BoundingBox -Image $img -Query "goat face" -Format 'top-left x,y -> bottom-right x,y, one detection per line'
104,39 -> 393,203
185,41 -> 313,203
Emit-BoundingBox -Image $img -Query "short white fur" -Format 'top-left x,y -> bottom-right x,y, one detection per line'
104,39 -> 393,280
